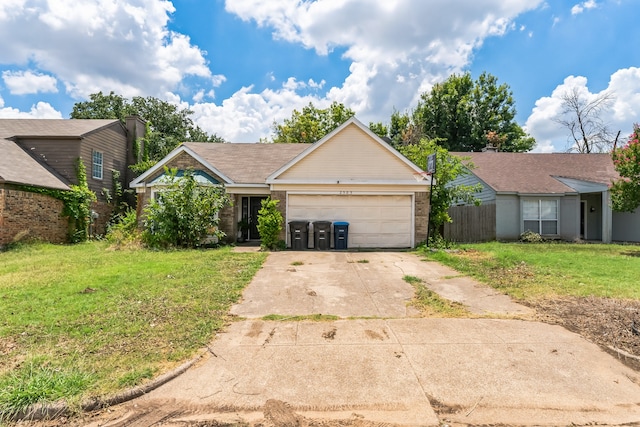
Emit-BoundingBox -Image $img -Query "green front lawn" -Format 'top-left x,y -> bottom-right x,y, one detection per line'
421,242 -> 640,300
0,242 -> 266,419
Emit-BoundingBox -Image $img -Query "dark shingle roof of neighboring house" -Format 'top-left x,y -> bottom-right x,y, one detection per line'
0,119 -> 119,139
454,152 -> 619,194
0,119 -> 119,190
183,142 -> 309,184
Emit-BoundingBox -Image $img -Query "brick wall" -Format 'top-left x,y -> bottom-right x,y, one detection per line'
414,191 -> 429,245
90,201 -> 113,237
0,186 -> 69,246
218,202 -> 236,244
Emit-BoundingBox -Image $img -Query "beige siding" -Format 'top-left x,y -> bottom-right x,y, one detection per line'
276,123 -> 416,181
271,183 -> 427,193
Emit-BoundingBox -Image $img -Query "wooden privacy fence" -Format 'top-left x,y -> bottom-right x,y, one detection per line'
444,204 -> 496,242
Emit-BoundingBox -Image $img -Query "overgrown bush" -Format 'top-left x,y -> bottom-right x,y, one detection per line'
142,168 -> 230,249
519,230 -> 544,243
256,198 -> 285,251
106,209 -> 141,249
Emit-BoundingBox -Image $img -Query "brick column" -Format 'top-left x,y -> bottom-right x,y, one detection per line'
414,192 -> 429,245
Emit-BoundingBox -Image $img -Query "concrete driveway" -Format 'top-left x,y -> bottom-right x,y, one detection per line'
98,251 -> 640,426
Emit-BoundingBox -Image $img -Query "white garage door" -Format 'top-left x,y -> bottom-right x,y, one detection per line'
287,194 -> 413,248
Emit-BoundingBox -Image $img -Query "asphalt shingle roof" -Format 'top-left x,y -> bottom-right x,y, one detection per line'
183,142 -> 309,184
0,119 -> 119,139
455,152 -> 619,194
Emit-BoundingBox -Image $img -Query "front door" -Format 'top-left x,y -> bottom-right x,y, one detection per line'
580,200 -> 586,239
243,196 -> 267,240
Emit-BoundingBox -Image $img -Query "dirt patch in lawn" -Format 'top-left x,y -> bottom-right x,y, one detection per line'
529,296 -> 640,371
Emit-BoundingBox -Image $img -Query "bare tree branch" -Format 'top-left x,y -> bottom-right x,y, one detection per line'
554,87 -> 616,153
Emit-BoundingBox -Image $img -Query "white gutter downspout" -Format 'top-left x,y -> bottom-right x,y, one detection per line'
602,190 -> 612,243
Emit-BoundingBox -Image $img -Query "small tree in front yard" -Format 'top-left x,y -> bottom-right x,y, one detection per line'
256,198 -> 285,251
399,138 -> 481,244
142,168 -> 230,248
611,124 -> 640,212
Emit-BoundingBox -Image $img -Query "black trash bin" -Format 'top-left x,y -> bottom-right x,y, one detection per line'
313,221 -> 332,250
289,221 -> 309,250
333,221 -> 349,250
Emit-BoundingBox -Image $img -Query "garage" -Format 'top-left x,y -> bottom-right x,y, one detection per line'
287,194 -> 413,248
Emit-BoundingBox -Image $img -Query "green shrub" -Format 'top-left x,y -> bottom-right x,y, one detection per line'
257,198 -> 284,251
106,209 -> 140,248
142,168 -> 230,249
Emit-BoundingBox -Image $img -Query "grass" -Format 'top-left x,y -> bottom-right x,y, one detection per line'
0,242 -> 266,419
420,242 -> 640,301
403,275 -> 469,317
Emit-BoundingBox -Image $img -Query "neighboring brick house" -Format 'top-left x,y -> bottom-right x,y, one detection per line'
131,118 -> 431,249
0,117 -> 145,246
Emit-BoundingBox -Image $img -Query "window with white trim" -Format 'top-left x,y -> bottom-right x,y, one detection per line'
92,150 -> 103,180
523,199 -> 558,235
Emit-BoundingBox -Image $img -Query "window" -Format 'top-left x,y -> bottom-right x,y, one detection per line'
523,199 -> 558,235
92,150 -> 103,180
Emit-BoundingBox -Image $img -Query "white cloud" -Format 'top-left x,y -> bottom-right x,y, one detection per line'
2,70 -> 58,95
191,83 -> 326,142
0,96 -> 63,118
210,0 -> 543,140
0,0 -> 215,100
525,70 -> 640,152
571,0 -> 597,15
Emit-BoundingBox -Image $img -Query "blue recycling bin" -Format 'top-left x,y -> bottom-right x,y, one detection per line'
333,221 -> 349,250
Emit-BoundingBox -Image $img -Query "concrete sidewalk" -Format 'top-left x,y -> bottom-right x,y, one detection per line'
99,251 -> 640,426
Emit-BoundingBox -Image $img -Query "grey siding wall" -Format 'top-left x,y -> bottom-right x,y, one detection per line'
81,123 -> 128,201
495,194 -> 520,240
559,195 -> 580,241
612,210 -> 640,242
448,172 -> 495,205
16,138 -> 80,184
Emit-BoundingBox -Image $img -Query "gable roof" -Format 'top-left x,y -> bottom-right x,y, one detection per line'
131,142 -> 309,187
0,139 -> 70,190
0,119 -> 120,140
455,152 -> 619,194
132,117 -> 428,188
267,117 -> 425,183
184,142 -> 308,184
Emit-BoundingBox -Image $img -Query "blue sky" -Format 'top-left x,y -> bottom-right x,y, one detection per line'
1,0 -> 639,152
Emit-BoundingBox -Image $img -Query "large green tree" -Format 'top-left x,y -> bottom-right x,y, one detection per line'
71,91 -> 225,165
611,124 -> 640,212
409,72 -> 534,152
271,101 -> 355,143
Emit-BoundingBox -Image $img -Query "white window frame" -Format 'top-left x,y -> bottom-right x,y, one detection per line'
92,150 -> 103,180
522,199 -> 559,235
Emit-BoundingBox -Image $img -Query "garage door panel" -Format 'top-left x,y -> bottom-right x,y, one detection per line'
288,194 -> 412,248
